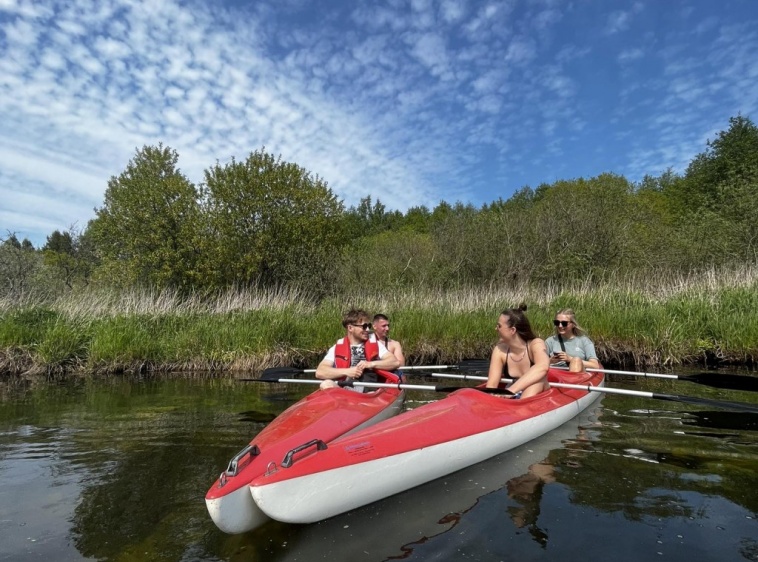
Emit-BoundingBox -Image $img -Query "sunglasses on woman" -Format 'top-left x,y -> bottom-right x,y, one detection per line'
553,320 -> 571,327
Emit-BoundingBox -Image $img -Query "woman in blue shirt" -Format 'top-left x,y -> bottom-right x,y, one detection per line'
544,309 -> 600,373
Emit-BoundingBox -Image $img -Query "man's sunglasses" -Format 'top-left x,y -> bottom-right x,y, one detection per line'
553,320 -> 571,327
351,323 -> 372,330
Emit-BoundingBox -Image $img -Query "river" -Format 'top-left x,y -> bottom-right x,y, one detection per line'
0,370 -> 756,562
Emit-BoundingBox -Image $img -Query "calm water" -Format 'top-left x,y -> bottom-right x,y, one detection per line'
0,371 -> 756,562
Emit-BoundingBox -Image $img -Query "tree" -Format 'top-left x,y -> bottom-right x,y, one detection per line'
528,174 -> 638,281
0,232 -> 42,297
87,145 -> 202,290
666,115 -> 758,263
684,115 -> 758,207
345,196 -> 388,237
200,148 -> 346,290
42,226 -> 95,290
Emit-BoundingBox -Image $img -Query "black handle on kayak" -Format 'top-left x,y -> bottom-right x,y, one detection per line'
281,439 -> 328,468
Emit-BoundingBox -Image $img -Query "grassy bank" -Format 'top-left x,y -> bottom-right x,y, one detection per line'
2,266 -> 758,377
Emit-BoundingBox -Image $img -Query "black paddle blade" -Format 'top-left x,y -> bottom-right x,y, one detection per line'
654,392 -> 758,414
260,366 -> 304,381
687,372 -> 758,392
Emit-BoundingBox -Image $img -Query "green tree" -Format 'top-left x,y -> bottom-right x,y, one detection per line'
337,230 -> 441,290
0,232 -> 42,297
87,145 -> 202,290
666,115 -> 758,263
42,226 -> 95,290
683,115 -> 758,209
528,174 -> 638,281
200,148 -> 346,290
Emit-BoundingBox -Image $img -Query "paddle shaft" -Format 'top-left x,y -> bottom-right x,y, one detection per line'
430,373 -> 758,413
241,376 -> 513,394
551,365 -> 758,392
260,359 -> 489,380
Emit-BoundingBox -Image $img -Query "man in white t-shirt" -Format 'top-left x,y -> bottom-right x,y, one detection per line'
316,308 -> 400,390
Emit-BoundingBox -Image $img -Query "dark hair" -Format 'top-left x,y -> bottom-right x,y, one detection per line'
372,313 -> 389,323
500,304 -> 537,341
342,308 -> 369,328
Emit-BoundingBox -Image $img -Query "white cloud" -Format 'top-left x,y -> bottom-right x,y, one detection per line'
1,0 -> 757,247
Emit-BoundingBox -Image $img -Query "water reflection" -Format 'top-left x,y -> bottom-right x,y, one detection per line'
0,373 -> 756,562
505,461 -> 552,547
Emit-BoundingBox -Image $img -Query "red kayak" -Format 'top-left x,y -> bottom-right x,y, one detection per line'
205,369 -> 404,533
249,368 -> 604,524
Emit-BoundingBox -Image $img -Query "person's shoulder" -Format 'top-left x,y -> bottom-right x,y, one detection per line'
492,341 -> 508,354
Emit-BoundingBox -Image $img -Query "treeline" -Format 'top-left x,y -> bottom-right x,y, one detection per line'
2,115 -> 758,299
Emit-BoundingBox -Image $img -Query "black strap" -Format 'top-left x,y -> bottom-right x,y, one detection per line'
557,334 -> 566,352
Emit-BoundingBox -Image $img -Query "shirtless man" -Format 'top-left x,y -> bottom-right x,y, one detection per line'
371,314 -> 405,367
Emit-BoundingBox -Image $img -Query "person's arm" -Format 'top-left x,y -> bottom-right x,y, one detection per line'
505,339 -> 550,396
316,346 -> 363,380
316,358 -> 361,380
486,344 -> 507,388
580,337 -> 600,370
545,337 -> 562,365
357,351 -> 400,372
389,341 -> 405,367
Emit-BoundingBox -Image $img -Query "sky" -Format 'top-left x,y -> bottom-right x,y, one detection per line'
1,0 -> 757,248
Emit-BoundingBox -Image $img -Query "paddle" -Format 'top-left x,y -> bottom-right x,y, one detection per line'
565,366 -> 758,393
259,359 -> 489,381
240,376 -> 515,395
428,373 -> 758,414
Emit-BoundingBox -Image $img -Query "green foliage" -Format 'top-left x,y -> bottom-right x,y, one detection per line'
0,233 -> 43,298
42,227 -> 95,290
10,113 -> 758,299
4,271 -> 758,374
0,307 -> 59,346
662,115 -> 758,263
35,319 -> 91,368
344,196 -> 406,238
684,115 -> 758,205
200,148 -> 346,291
88,144 -> 202,290
337,230 -> 442,290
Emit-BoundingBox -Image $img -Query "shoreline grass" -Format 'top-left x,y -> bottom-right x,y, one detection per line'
2,265 -> 758,377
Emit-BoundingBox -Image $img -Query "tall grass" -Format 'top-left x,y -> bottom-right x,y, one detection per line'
1,265 -> 757,376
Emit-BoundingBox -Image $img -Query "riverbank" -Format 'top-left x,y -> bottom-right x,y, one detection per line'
2,266 -> 758,377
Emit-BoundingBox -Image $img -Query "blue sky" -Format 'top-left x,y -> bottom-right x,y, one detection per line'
2,0 -> 757,248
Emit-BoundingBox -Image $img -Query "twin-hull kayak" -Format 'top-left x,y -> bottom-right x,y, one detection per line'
249,369 -> 604,524
205,370 -> 404,534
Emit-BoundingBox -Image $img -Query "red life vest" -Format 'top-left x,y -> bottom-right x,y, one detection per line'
333,337 -> 380,368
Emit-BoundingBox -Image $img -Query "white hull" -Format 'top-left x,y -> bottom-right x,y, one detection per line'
251,390 -> 600,524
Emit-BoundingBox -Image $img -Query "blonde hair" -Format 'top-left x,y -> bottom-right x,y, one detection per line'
556,308 -> 586,336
